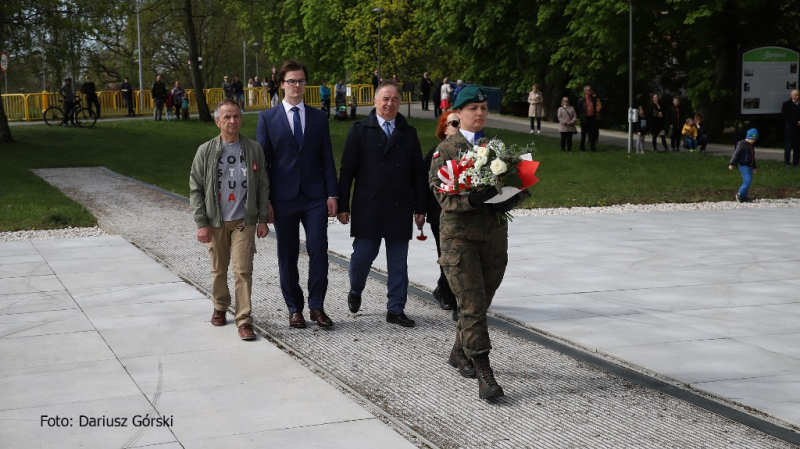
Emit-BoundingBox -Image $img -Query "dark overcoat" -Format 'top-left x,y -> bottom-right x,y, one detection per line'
338,109 -> 427,240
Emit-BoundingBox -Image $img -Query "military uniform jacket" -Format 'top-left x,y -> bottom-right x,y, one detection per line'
428,132 -> 531,241
338,109 -> 427,240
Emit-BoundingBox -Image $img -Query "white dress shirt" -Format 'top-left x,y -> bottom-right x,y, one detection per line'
459,129 -> 478,145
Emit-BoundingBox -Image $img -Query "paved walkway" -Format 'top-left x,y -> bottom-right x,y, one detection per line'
0,236 -> 418,449
5,166 -> 796,448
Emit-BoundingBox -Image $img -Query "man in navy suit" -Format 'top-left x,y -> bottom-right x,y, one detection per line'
256,59 -> 339,329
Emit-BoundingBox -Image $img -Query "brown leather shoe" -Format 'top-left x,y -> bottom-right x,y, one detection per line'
289,312 -> 307,329
309,309 -> 333,328
238,323 -> 256,340
211,309 -> 227,326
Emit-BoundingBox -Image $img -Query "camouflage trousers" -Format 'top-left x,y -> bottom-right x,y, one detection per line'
439,236 -> 508,359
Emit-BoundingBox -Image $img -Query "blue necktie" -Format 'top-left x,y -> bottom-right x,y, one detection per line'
474,131 -> 484,140
291,106 -> 303,148
383,121 -> 392,139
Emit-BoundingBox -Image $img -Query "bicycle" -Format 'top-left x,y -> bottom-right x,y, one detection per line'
43,97 -> 97,128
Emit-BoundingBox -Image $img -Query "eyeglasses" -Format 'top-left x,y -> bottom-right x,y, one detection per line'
447,120 -> 460,127
283,79 -> 307,86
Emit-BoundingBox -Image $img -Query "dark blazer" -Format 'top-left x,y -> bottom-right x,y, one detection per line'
431,83 -> 442,103
576,95 -> 599,121
420,77 -> 433,95
256,103 -> 338,202
649,102 -> 664,133
667,104 -> 685,130
782,99 -> 800,139
338,110 -> 427,240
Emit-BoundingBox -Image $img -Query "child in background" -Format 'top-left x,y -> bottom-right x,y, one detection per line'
695,113 -> 708,153
728,128 -> 759,203
636,106 -> 648,154
165,92 -> 174,121
181,98 -> 189,120
682,117 -> 697,151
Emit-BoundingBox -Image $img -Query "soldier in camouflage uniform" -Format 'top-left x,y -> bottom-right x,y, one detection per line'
428,86 -> 531,400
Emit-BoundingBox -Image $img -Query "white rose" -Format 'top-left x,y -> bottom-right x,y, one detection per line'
465,151 -> 475,160
477,146 -> 490,157
490,159 -> 507,175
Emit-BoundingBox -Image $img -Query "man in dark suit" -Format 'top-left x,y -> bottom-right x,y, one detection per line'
120,77 -> 134,117
337,83 -> 427,328
420,71 -> 433,110
371,70 -> 380,91
576,85 -> 600,152
781,89 -> 800,167
256,59 -> 339,329
667,96 -> 685,152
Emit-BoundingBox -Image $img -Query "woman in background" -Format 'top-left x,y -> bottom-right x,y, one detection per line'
557,97 -> 577,152
527,84 -> 544,134
422,112 -> 460,314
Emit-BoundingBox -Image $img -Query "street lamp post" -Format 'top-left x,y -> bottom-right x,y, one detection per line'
252,43 -> 260,79
136,0 -> 144,114
372,7 -> 384,83
243,41 -> 246,82
627,0 -> 634,154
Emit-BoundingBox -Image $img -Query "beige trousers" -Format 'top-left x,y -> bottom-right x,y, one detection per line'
207,220 -> 256,327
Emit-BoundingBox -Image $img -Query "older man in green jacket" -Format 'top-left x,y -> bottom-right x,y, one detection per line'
189,100 -> 270,340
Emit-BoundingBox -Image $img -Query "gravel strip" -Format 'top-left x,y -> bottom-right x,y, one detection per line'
0,226 -> 107,242
29,167 -> 798,449
513,198 -> 800,217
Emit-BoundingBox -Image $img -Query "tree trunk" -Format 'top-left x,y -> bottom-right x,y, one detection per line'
183,0 -> 212,122
0,24 -> 14,143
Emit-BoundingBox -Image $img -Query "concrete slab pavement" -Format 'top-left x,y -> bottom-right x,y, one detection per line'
0,236 -> 417,449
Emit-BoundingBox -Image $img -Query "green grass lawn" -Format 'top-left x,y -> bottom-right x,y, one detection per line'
2,114 -> 799,231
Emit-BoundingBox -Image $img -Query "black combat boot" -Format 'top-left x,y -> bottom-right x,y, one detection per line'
448,336 -> 476,378
472,354 -> 504,399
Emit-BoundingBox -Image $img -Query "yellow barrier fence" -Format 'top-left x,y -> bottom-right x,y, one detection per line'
0,84 -> 410,122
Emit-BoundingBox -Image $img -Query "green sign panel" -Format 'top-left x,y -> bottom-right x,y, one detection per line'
740,46 -> 799,115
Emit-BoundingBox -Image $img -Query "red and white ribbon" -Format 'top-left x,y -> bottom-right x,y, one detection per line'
438,159 -> 463,193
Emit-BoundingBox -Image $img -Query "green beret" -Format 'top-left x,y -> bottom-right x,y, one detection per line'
452,85 -> 487,110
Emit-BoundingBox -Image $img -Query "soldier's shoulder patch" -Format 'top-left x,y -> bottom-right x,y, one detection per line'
433,151 -> 440,159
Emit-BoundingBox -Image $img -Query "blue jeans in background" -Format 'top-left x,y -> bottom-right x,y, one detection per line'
738,165 -> 753,198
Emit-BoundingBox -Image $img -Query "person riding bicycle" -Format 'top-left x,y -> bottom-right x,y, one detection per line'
58,77 -> 76,127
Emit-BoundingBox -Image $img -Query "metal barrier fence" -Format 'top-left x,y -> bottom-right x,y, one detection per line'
1,84 -> 412,122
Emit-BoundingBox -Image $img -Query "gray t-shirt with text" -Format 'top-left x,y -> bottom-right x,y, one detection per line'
217,140 -> 247,221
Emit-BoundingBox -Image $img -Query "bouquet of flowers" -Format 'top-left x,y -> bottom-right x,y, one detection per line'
437,138 -> 539,217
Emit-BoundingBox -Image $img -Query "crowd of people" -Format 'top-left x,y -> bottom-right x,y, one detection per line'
190,59 -> 528,401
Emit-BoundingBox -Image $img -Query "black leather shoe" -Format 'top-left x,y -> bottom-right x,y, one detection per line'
348,292 -> 362,313
432,287 -> 445,309
441,289 -> 456,311
386,312 -> 415,327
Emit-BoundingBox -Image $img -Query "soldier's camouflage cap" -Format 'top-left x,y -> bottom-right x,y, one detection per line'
452,85 -> 487,110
